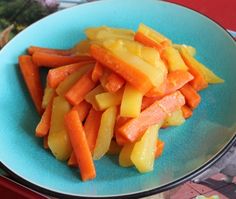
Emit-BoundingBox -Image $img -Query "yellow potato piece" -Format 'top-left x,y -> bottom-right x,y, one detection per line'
119,143 -> 135,167
56,64 -> 92,96
120,83 -> 143,118
163,108 -> 185,127
103,40 -> 164,88
162,46 -> 188,71
42,84 -> 55,109
93,106 -> 117,160
131,124 -> 161,173
85,26 -> 135,41
180,47 -> 224,83
138,23 -> 172,45
48,96 -> 72,161
173,44 -> 196,56
85,85 -> 105,110
103,39 -> 160,67
95,89 -> 123,111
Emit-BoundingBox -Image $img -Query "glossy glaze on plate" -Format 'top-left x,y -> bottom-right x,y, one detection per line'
0,0 -> 236,198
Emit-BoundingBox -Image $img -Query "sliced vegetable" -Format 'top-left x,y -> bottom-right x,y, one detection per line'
105,72 -> 125,93
65,69 -> 97,105
32,52 -> 93,67
28,46 -> 71,56
64,109 -> 96,181
19,55 -> 44,114
107,140 -> 122,155
155,139 -> 165,158
131,124 -> 161,173
181,105 -> 193,119
91,62 -> 104,82
93,106 -> 117,160
119,143 -> 135,167
95,89 -> 123,111
120,83 -> 143,117
84,108 -> 102,153
42,84 -> 55,109
35,99 -> 53,137
48,96 -> 72,161
180,83 -> 201,109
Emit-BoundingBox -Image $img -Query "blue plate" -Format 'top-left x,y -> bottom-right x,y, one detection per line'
0,0 -> 236,198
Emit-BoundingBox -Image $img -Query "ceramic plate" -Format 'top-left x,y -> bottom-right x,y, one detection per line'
0,0 -> 236,198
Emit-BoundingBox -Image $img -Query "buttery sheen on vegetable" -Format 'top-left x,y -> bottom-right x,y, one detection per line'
18,23 -> 224,181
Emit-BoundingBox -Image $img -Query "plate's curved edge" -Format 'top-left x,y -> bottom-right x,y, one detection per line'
0,0 -> 236,198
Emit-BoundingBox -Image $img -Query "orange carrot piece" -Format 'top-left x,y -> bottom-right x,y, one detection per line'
65,69 -> 97,106
188,67 -> 208,91
141,96 -> 159,110
47,61 -> 93,88
32,52 -> 93,67
43,135 -> 49,149
28,46 -> 72,56
181,105 -> 193,119
84,108 -> 102,153
119,91 -> 185,142
19,55 -> 44,114
67,152 -> 78,167
114,116 -> 130,146
105,72 -> 125,93
179,83 -> 201,109
91,62 -> 103,82
146,70 -> 194,97
90,44 -> 153,93
155,139 -> 165,158
72,101 -> 91,122
134,32 -> 165,53
35,99 -> 53,137
64,110 -> 96,181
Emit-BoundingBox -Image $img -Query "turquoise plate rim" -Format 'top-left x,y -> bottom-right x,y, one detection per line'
0,0 -> 236,198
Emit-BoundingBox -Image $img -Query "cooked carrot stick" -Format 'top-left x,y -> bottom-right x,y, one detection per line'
64,110 -> 96,181
179,83 -> 201,109
134,32 -> 165,52
68,152 -> 78,167
118,91 -> 185,142
155,139 -> 165,158
146,70 -> 193,97
115,116 -> 130,146
72,101 -> 91,122
188,66 -> 208,91
91,62 -> 103,82
90,44 -> 154,93
47,62 -> 93,88
105,72 -> 125,93
32,52 -> 93,67
181,105 -> 193,119
65,69 -> 97,105
141,96 -> 159,110
43,135 -> 49,149
19,55 -> 44,114
84,108 -> 102,153
35,99 -> 53,137
28,46 -> 72,56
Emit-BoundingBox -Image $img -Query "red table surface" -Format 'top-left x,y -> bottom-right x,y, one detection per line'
0,0 -> 235,198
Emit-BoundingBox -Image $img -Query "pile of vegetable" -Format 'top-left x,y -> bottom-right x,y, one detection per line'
19,24 -> 224,181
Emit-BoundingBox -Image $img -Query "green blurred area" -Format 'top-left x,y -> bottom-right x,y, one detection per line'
0,0 -> 56,36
